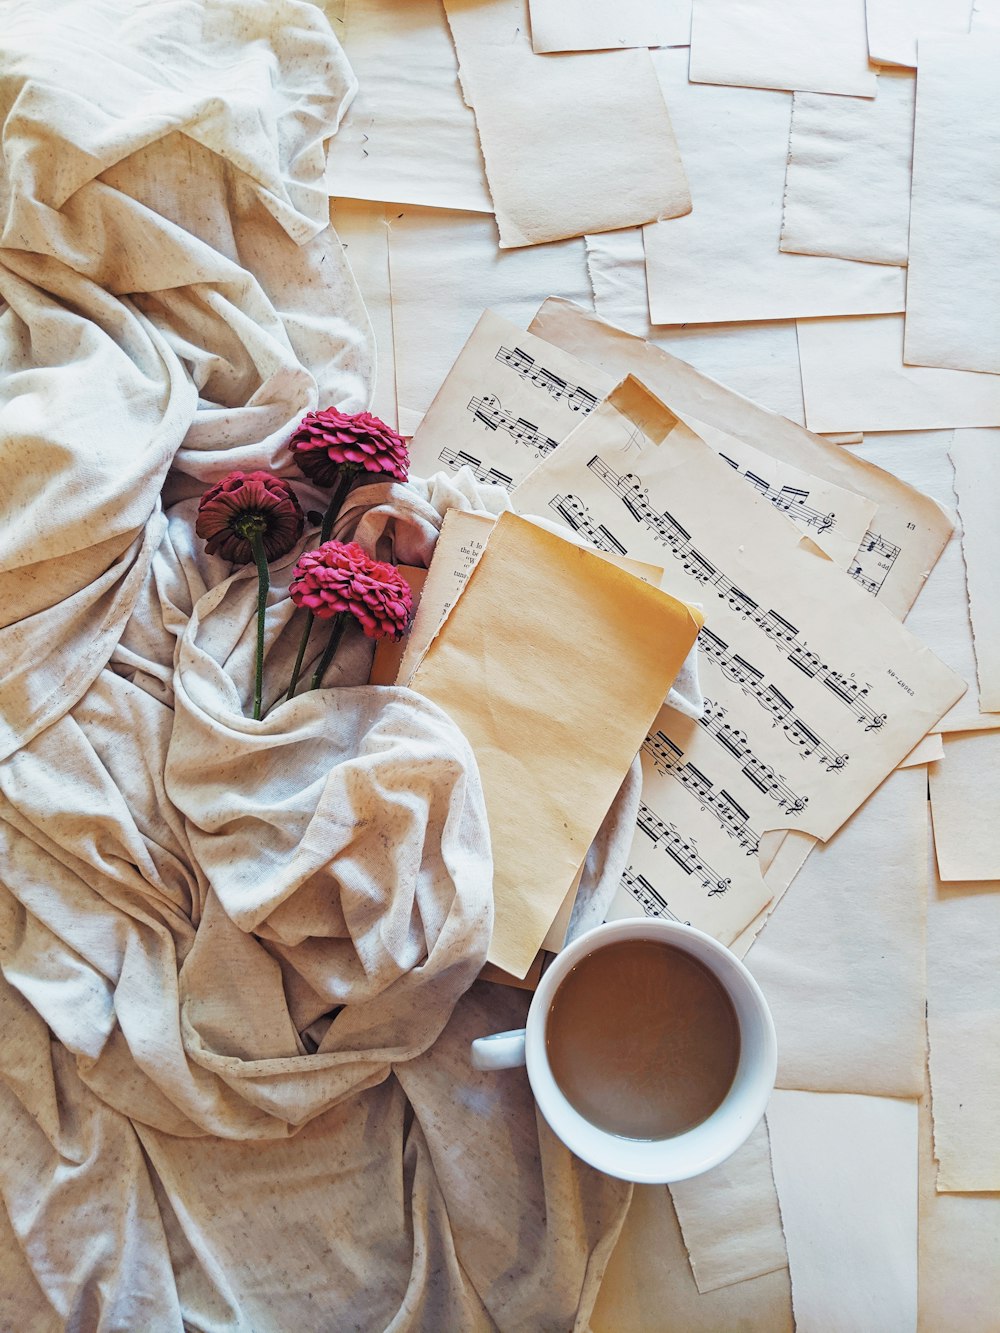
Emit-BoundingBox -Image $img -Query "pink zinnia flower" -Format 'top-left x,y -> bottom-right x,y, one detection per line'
289,408 -> 409,488
289,540 -> 413,640
195,471 -> 304,564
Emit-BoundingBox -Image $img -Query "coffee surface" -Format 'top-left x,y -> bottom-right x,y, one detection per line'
545,939 -> 741,1140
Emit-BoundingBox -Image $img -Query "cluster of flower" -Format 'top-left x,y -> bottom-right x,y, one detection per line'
194,408 -> 415,719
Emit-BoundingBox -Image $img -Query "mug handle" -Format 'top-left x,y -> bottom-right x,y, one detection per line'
470,1028 -> 527,1070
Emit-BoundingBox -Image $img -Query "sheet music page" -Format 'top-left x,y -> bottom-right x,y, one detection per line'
512,379 -> 966,941
408,310 -> 616,491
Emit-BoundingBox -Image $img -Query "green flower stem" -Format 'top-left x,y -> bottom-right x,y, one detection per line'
310,614 -> 349,692
248,530 -> 270,722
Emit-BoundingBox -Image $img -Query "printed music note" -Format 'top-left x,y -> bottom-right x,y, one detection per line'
467,395 -> 561,458
494,344 -> 601,415
438,445 -> 514,491
635,801 -> 732,897
621,864 -> 689,923
547,494 -> 627,556
642,731 -> 761,855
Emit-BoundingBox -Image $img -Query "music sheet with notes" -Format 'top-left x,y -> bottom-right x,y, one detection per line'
512,379 -> 965,941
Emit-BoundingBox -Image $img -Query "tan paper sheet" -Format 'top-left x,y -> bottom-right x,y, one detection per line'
387,209 -> 592,436
585,228 -> 806,425
443,0 -> 691,249
745,766 -> 928,1097
408,512 -> 702,976
642,51 -> 905,325
527,0 -> 692,52
866,0 -> 974,68
368,566 -> 427,686
929,731 -> 1000,882
798,314 -> 1000,434
592,1183 -> 794,1332
950,430 -> 1000,712
408,310 -> 615,491
767,1091 -> 919,1333
904,36 -> 1000,375
689,0 -> 877,97
329,199 -> 398,429
927,856 -> 1000,1192
512,380 -> 965,942
668,1119 -> 787,1294
324,0 -> 492,214
530,299 -> 955,619
899,732 -> 944,767
780,71 -> 915,267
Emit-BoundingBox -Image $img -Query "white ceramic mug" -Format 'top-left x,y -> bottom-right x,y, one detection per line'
471,918 -> 777,1183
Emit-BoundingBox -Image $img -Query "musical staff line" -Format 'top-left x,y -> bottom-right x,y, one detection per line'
719,453 -> 836,534
495,345 -> 600,414
636,800 -> 731,897
642,731 -> 761,856
438,445 -> 514,490
468,395 -> 561,457
547,493 -> 626,555
697,698 -> 809,815
588,454 -> 887,733
848,528 -> 901,598
621,864 -> 688,923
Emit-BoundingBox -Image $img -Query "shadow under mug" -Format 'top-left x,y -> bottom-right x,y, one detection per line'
471,918 -> 777,1184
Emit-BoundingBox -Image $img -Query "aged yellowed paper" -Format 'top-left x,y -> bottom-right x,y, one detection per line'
408,512 -> 702,976
929,731 -> 1000,882
950,430 -> 1000,712
528,0 -> 691,52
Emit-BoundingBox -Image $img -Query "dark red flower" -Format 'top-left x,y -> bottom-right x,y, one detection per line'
196,471 -> 304,564
289,540 -> 413,640
289,408 -> 409,487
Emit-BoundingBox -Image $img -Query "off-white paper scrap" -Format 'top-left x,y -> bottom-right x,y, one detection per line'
689,0 -> 877,97
767,1091 -> 919,1333
866,0 -> 974,68
528,0 -> 692,52
950,430 -> 1000,712
668,1119 -> 787,1294
904,36 -> 1000,375
324,0 -> 492,214
643,51 -> 906,325
408,512 -> 702,976
780,71 -> 915,267
585,228 -> 807,425
746,766 -> 927,1097
927,858 -> 1000,1192
408,310 -> 615,491
329,199 -> 398,429
387,209 -> 592,435
530,299 -> 955,619
898,732 -> 944,768
929,731 -> 1000,882
443,0 -> 690,249
730,830 -> 817,958
513,379 -> 965,941
797,315 -> 1000,434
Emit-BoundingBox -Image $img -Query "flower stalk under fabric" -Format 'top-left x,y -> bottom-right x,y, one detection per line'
310,614 -> 349,691
247,525 -> 270,721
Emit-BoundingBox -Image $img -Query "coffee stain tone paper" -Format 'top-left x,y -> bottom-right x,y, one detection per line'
950,430 -> 1000,712
528,0 -> 692,52
325,0 -> 493,214
443,0 -> 691,249
643,51 -> 905,325
387,209 -> 592,436
512,379 -> 965,942
929,731 -> 1000,882
781,71 -> 916,268
904,35 -> 1000,376
408,512 -> 703,976
866,0 -> 974,68
689,0 -> 877,98
530,299 -> 955,619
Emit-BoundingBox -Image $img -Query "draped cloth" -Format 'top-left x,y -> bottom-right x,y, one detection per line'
0,2 -> 635,1327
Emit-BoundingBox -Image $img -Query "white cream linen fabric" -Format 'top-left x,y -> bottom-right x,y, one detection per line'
0,2 -> 636,1327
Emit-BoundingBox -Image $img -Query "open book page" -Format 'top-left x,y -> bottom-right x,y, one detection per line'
512,379 -> 965,942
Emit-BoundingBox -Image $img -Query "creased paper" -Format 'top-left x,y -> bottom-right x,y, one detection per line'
866,0 -> 974,68
408,512 -> 702,976
512,379 -> 965,941
527,0 -> 692,52
780,71 -> 915,267
530,299 -> 955,619
950,430 -> 1000,712
443,0 -> 690,249
926,857 -> 1000,1193
746,766 -> 927,1097
798,315 -> 1000,434
730,830 -> 817,958
899,732 -> 944,768
643,51 -> 905,325
904,36 -> 1000,375
387,209 -> 592,435
668,1118 -> 787,1294
930,731 -> 1000,882
768,1091 -> 919,1333
585,228 -> 807,425
330,199 -> 398,429
325,0 -> 492,214
689,0 -> 877,97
